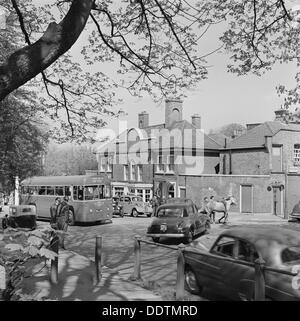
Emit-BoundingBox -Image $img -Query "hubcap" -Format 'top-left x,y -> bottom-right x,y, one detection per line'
186,270 -> 198,292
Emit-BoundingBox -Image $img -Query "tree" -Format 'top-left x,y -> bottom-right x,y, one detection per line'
43,143 -> 98,176
0,91 -> 48,191
210,123 -> 246,138
0,0 -> 220,141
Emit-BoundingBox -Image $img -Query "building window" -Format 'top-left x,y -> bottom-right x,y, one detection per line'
137,189 -> 143,199
99,157 -> 106,172
166,155 -> 175,172
294,144 -> 300,165
272,145 -> 282,172
114,187 -> 124,197
124,165 -> 129,181
145,189 -> 151,203
130,163 -> 136,181
107,156 -> 113,172
137,165 -> 143,181
156,155 -> 164,172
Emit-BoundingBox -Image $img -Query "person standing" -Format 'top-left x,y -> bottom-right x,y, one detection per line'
50,196 -> 70,249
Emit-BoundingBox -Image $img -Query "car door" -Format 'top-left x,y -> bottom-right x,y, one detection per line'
206,236 -> 239,298
122,196 -> 131,214
193,204 -> 205,234
230,238 -> 259,300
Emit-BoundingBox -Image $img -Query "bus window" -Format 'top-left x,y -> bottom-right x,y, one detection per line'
38,186 -> 46,195
21,186 -> 28,194
55,186 -> 64,196
31,186 -> 38,195
47,186 -> 55,195
104,185 -> 111,198
64,186 -> 71,197
84,185 -> 104,200
74,186 -> 83,200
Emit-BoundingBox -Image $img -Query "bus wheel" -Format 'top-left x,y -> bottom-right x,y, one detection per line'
67,210 -> 75,226
1,218 -> 8,229
132,209 -> 138,217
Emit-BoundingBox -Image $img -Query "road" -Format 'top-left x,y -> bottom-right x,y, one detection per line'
38,214 -> 300,300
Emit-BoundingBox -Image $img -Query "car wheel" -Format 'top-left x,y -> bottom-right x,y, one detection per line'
184,229 -> 193,244
152,237 -> 160,243
132,209 -> 138,217
147,213 -> 152,217
67,210 -> 75,226
185,267 -> 203,295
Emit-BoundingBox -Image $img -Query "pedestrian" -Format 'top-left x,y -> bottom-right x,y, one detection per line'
50,197 -> 61,228
50,196 -> 70,249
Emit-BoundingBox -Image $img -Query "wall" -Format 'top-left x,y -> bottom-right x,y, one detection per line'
220,149 -> 269,175
178,174 -> 272,213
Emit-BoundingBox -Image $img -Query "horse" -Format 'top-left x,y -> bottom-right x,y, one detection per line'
205,196 -> 237,224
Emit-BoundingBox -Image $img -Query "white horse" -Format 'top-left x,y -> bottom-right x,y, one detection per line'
205,196 -> 237,224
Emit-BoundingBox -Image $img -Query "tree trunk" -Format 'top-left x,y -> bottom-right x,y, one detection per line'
0,0 -> 95,101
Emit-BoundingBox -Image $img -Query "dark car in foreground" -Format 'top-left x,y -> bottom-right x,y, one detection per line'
184,226 -> 300,301
146,199 -> 210,243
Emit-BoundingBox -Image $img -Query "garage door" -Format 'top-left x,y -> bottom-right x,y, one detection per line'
287,175 -> 300,215
241,185 -> 253,213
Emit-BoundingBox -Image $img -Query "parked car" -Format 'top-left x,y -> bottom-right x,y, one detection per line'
290,201 -> 300,221
146,199 -> 210,243
1,205 -> 37,230
112,196 -> 124,217
118,194 -> 152,217
183,226 -> 300,301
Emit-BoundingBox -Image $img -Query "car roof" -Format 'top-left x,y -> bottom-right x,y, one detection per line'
220,226 -> 300,247
158,203 -> 190,209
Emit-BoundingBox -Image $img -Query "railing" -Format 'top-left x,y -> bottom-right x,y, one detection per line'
132,236 -> 299,301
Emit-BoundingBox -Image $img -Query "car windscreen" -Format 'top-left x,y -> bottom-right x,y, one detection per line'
281,246 -> 300,263
157,208 -> 183,218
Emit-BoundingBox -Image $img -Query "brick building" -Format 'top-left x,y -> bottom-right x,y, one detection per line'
219,121 -> 300,217
95,99 -> 221,203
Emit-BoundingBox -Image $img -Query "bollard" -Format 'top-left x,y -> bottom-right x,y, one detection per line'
50,233 -> 59,284
95,236 -> 102,284
254,257 -> 265,301
176,244 -> 185,301
133,236 -> 141,280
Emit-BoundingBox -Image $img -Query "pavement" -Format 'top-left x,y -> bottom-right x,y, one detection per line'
19,250 -> 162,301
12,212 -> 290,301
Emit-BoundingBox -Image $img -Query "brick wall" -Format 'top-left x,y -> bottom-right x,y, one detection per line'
180,174 -> 272,213
220,149 -> 269,175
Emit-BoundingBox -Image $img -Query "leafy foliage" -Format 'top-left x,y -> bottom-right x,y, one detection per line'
0,225 -> 57,301
42,142 -> 98,175
0,90 -> 48,192
0,0 -> 222,142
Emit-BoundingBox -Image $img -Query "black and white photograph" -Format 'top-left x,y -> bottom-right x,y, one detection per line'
1,0 -> 300,309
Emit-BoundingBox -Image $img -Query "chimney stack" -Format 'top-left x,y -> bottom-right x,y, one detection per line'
138,111 -> 149,129
191,114 -> 201,129
165,98 -> 183,128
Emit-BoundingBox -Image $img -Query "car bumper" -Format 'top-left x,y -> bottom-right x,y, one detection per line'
290,214 -> 300,219
147,233 -> 185,238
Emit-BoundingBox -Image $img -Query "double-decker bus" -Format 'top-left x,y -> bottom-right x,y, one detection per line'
20,175 -> 113,225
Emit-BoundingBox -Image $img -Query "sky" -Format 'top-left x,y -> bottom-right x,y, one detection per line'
33,0 -> 300,136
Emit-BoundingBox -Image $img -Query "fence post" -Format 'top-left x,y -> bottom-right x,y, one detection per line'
95,236 -> 102,284
50,233 -> 59,284
133,236 -> 141,280
176,244 -> 185,301
254,257 -> 265,301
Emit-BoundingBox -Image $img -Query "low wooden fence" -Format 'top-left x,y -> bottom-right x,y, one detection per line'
131,235 -> 298,301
